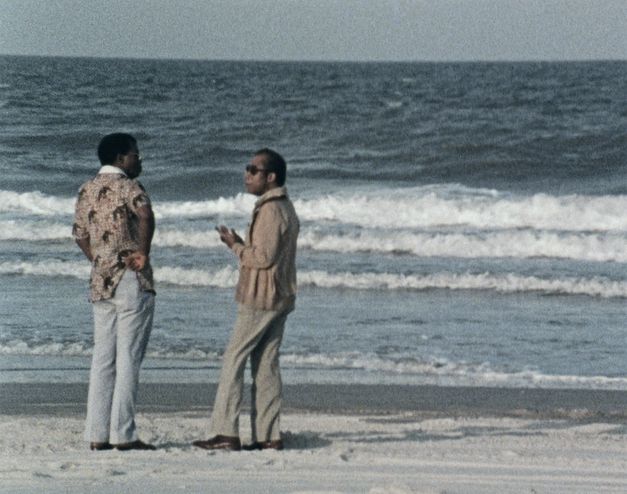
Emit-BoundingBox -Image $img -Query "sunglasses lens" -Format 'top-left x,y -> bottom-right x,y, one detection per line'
246,165 -> 261,175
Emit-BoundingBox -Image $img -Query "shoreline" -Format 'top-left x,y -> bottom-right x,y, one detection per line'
3,382 -> 627,419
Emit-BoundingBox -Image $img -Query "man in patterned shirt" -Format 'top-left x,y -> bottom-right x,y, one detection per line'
73,133 -> 156,451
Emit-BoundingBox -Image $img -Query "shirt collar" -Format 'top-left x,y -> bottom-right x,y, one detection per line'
98,165 -> 127,176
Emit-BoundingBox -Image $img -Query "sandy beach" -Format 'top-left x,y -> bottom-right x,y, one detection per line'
2,383 -> 626,493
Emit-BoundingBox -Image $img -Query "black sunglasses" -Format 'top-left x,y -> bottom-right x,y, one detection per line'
245,164 -> 268,176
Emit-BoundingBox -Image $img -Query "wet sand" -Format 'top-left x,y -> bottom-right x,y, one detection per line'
2,382 -> 627,419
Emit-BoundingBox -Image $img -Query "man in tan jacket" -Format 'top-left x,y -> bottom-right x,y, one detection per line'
193,148 -> 299,451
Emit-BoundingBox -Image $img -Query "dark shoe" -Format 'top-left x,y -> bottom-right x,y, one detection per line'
192,435 -> 241,451
113,440 -> 157,451
90,442 -> 113,451
242,439 -> 284,451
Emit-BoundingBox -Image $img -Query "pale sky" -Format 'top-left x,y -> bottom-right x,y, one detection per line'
1,0 -> 625,62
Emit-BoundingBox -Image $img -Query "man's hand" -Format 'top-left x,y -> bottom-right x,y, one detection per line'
216,225 -> 243,248
126,251 -> 148,271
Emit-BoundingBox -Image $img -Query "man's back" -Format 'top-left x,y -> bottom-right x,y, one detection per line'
73,172 -> 153,301
75,174 -> 148,255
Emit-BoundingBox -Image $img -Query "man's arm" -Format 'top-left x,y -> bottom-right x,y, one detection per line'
222,205 -> 284,269
136,204 -> 155,256
128,204 -> 155,271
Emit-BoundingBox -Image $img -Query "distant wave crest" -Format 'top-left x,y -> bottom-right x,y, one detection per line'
3,187 -> 627,232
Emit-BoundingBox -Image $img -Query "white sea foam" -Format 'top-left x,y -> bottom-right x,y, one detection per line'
0,220 -> 226,248
0,190 -> 76,216
155,265 -> 239,287
0,261 -> 238,287
0,340 -> 220,361
292,188 -> 627,231
280,352 -> 627,390
281,352 -> 465,375
0,189 -> 255,218
2,342 -> 627,390
0,340 -> 92,357
0,220 -> 70,241
300,270 -> 627,297
5,218 -> 627,263
155,193 -> 255,218
155,229 -> 223,248
298,229 -> 627,262
3,260 -> 627,297
4,187 -> 627,232
0,260 -> 92,278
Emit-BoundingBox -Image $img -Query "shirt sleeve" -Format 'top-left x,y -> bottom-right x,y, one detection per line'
127,180 -> 152,214
72,185 -> 89,240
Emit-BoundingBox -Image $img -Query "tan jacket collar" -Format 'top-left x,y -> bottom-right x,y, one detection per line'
255,186 -> 288,209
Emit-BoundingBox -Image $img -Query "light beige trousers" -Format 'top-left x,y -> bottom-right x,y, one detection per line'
210,304 -> 290,442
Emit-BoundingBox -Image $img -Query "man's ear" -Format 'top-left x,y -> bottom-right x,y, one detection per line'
266,171 -> 277,184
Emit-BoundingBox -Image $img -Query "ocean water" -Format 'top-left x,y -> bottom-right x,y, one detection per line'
1,55 -> 626,390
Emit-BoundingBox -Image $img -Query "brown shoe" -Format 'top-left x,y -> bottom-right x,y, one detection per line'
90,442 -> 113,451
113,440 -> 157,451
242,440 -> 284,451
192,435 -> 241,451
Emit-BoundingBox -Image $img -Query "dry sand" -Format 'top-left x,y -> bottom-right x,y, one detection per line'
1,383 -> 626,493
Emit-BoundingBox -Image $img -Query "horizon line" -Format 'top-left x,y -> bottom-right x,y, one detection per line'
1,53 -> 625,64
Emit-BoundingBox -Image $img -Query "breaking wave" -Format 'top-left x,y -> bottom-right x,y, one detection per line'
3,186 -> 627,232
2,260 -> 627,298
2,342 -> 626,390
4,220 -> 627,263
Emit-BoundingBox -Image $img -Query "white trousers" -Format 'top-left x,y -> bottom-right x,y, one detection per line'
210,304 -> 290,442
84,269 -> 154,444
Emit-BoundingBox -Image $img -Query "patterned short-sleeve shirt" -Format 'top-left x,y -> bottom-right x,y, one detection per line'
73,171 -> 155,302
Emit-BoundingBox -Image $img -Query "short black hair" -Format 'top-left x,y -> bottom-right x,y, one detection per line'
97,133 -> 137,165
255,148 -> 287,186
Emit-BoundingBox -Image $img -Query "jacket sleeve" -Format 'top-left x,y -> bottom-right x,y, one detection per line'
231,202 -> 285,269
